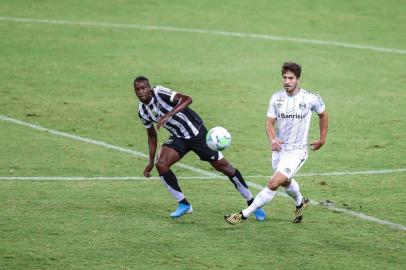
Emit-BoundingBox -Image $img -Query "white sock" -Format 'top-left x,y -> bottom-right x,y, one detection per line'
242,187 -> 276,217
284,179 -> 303,206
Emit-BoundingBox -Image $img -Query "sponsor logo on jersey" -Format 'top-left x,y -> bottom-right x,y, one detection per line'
278,113 -> 306,119
299,102 -> 307,110
165,139 -> 173,145
277,95 -> 285,101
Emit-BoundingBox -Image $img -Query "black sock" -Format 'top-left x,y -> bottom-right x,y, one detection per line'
228,168 -> 253,203
230,169 -> 249,188
247,198 -> 254,206
160,170 -> 190,205
180,198 -> 190,205
160,170 -> 182,192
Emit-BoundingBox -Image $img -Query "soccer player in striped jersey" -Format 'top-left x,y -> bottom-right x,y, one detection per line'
225,62 -> 328,224
134,76 -> 266,220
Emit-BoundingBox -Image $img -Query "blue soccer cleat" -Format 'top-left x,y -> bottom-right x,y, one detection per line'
254,207 -> 266,221
170,203 -> 193,218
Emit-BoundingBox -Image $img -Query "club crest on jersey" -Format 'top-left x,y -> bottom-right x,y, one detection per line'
299,102 -> 307,110
151,110 -> 159,117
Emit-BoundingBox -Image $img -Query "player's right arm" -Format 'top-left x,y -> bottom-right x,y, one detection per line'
144,126 -> 158,178
156,92 -> 192,129
266,117 -> 282,151
266,94 -> 283,151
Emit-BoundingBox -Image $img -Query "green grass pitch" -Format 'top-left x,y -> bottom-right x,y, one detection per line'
1,0 -> 405,269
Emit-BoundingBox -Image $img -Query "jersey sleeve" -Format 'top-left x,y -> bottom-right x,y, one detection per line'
311,94 -> 326,114
267,94 -> 278,118
138,110 -> 153,129
155,85 -> 177,104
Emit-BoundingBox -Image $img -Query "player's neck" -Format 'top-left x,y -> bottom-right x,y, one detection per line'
286,87 -> 300,97
142,95 -> 153,104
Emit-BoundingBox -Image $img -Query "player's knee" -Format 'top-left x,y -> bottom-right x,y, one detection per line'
212,161 -> 234,176
267,180 -> 281,191
155,160 -> 170,174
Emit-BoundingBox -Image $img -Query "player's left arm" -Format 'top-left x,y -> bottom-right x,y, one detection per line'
310,110 -> 328,150
157,93 -> 192,129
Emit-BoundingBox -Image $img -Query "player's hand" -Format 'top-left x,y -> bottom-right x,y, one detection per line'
271,138 -> 283,151
157,114 -> 171,129
143,162 -> 154,178
310,139 -> 325,151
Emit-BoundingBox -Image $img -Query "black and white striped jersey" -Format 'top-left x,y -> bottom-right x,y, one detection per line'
137,85 -> 204,139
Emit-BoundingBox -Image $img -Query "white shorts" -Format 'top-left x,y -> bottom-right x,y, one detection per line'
272,149 -> 308,179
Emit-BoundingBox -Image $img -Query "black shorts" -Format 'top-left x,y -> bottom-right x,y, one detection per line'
162,126 -> 222,162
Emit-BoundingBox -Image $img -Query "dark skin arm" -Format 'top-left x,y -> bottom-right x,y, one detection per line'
144,126 -> 158,178
156,93 -> 192,129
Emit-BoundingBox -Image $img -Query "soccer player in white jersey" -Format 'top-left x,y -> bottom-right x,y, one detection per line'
225,62 -> 328,224
134,76 -> 266,220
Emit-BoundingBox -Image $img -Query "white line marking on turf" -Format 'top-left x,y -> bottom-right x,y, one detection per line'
3,168 -> 406,182
1,115 -> 405,231
0,16 -> 405,55
246,182 -> 406,231
0,176 -> 218,181
245,168 -> 406,178
0,115 -> 217,177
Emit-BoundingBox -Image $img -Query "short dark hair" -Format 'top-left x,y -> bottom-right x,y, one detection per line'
134,75 -> 149,85
281,62 -> 301,78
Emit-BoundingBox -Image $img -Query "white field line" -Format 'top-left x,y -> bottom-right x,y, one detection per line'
0,16 -> 405,55
246,168 -> 406,178
2,167 -> 406,181
245,182 -> 406,231
0,115 -> 217,177
1,115 -> 406,231
0,176 -> 209,181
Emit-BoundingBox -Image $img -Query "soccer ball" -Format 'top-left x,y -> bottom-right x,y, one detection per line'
206,126 -> 232,151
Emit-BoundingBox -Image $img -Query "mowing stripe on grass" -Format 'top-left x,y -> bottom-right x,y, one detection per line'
1,115 -> 405,231
2,176 -> 406,231
0,16 -> 405,54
